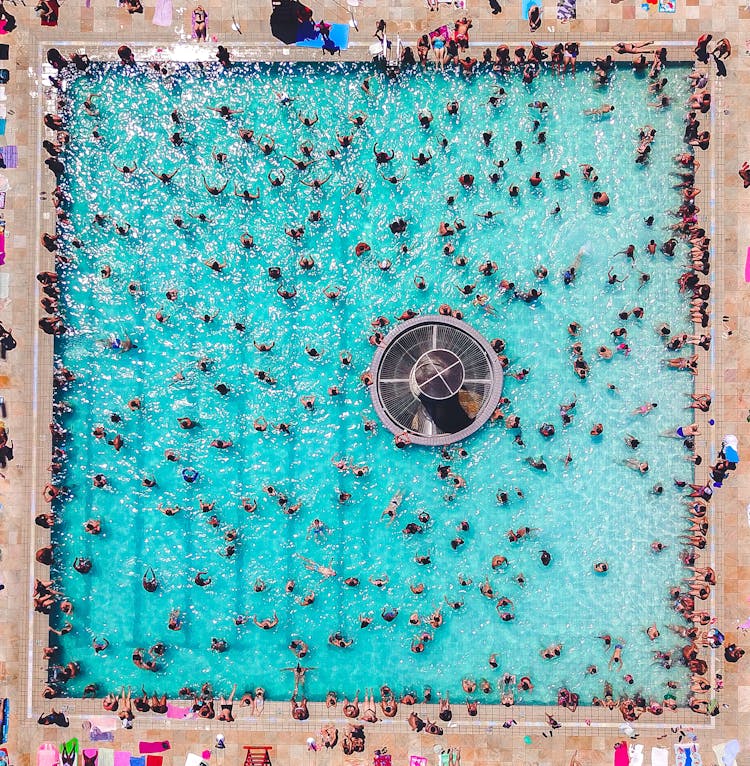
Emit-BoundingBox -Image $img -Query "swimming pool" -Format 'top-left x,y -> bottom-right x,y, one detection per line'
48,59 -> 695,704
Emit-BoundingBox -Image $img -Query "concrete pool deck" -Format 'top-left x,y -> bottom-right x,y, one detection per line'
0,0 -> 749,762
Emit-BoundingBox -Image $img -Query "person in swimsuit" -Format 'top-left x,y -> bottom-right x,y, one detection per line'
142,567 -> 158,592
432,35 -> 446,70
290,695 -> 309,720
217,684 -> 237,721
608,641 -> 625,670
193,5 -> 208,41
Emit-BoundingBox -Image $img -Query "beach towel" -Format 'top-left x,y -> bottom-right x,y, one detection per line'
658,0 -> 675,11
0,699 -> 7,745
651,748 -> 669,766
722,435 -> 739,462
84,725 -> 113,743
615,742 -> 630,766
145,758 -> 162,766
437,0 -> 466,8
429,24 -> 450,41
712,741 -> 740,766
114,754 -> 130,766
557,0 -> 576,20
152,0 -> 172,26
166,704 -> 194,719
522,0 -> 541,18
1,746 -> 9,766
674,743 -> 701,766
630,744 -> 645,766
129,759 -> 145,766
86,718 -> 118,733
184,755 -> 209,766
82,750 -> 98,766
295,22 -> 349,49
60,738 -> 79,766
40,0 -> 59,26
138,744 -> 170,755
97,751 -> 114,766
37,743 -> 59,766
410,758 -> 428,766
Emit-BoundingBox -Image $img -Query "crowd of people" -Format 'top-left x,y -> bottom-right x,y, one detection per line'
32,30 -> 745,739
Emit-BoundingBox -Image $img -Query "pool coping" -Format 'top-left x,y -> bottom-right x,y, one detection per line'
22,36 -> 722,736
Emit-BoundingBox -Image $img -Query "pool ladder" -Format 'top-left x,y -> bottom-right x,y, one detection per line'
243,746 -> 273,766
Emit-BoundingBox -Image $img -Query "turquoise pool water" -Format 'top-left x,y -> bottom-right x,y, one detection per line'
49,60 -> 695,704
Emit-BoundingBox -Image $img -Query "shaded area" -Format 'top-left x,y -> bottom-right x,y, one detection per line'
269,0 -> 314,44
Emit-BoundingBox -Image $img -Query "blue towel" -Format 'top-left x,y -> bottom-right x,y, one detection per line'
296,23 -> 349,50
522,0 -> 541,18
130,758 -> 145,766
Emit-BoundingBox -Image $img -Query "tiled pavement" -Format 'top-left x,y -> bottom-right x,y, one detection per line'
1,0 -> 750,763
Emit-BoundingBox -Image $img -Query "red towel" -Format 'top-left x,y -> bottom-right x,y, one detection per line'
145,757 -> 163,766
139,741 -> 170,754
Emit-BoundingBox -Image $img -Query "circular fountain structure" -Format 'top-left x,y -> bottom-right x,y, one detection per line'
369,315 -> 504,446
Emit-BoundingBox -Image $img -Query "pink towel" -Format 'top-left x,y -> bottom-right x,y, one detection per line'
139,743 -> 170,755
166,704 -> 193,719
115,753 -> 131,766
37,743 -> 60,766
614,742 -> 630,766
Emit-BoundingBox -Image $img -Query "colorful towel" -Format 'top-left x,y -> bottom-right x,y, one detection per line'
60,738 -> 79,766
145,757 -> 162,766
614,742 -> 630,766
83,749 -> 99,766
87,727 -> 114,743
40,0 -> 59,26
166,704 -> 194,719
0,146 -> 17,169
139,744 -> 170,755
129,759 -> 145,766
658,0 -> 675,11
87,717 -> 118,733
674,743 -> 701,766
295,22 -> 349,49
114,753 -> 131,766
38,744 -> 61,766
151,0 -> 172,26
429,24 -> 450,41
0,699 -> 7,745
557,0 -> 576,20
713,741 -> 740,766
522,0 -> 541,18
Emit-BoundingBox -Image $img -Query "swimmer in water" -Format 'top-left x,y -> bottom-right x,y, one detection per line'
296,554 -> 337,578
